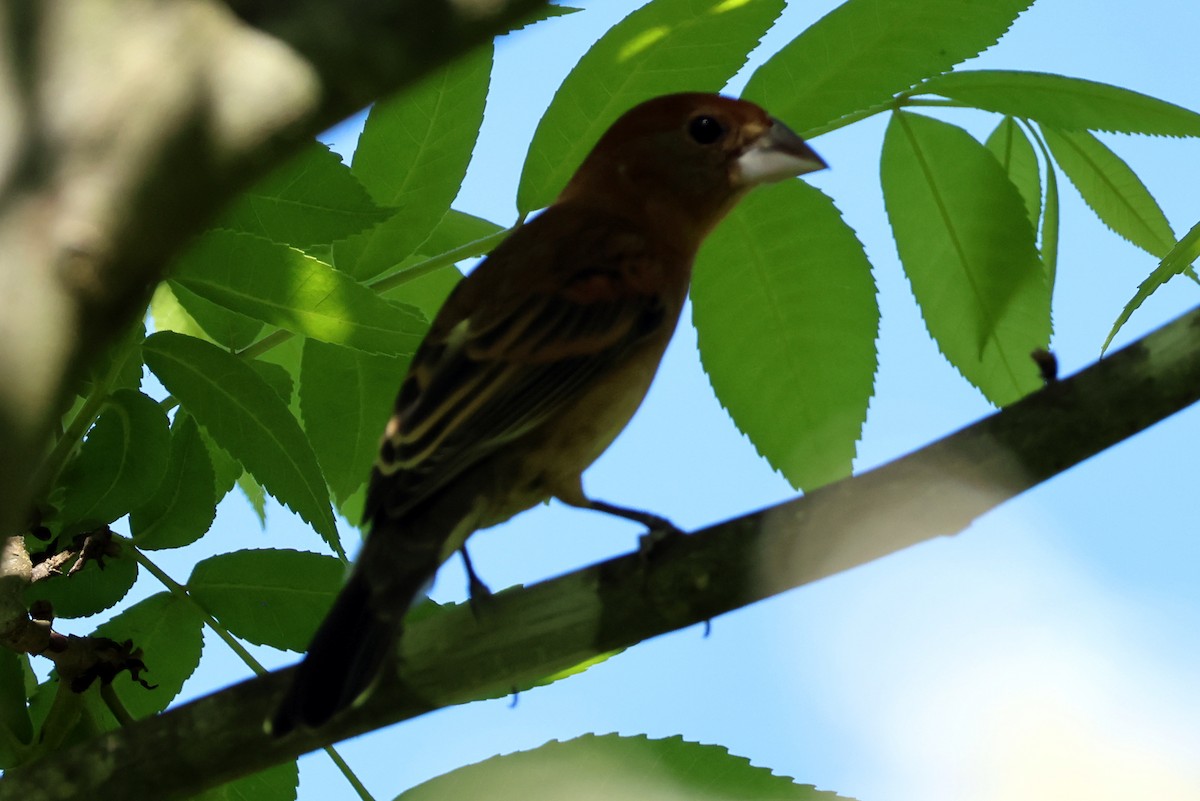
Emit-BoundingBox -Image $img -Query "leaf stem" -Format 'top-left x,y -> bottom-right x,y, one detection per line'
125,540 -> 376,801
367,225 -> 513,294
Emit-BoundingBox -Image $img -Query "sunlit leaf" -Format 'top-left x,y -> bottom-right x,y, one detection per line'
1042,126 -> 1174,256
745,0 -> 1033,135
1104,220 -> 1200,353
518,0 -> 784,213
985,117 -> 1041,226
882,112 -> 1049,405
398,734 -> 855,800
336,45 -> 493,280
919,70 -> 1200,136
694,181 -> 878,489
171,230 -> 425,356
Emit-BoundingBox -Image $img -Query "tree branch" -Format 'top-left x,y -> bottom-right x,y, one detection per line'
2,305 -> 1197,801
0,0 -> 549,541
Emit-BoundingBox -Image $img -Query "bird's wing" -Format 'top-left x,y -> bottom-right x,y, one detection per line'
364,212 -> 670,523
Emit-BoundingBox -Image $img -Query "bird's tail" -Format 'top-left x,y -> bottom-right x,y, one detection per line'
268,570 -> 395,737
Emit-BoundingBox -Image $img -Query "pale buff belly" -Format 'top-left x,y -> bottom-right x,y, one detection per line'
435,331 -> 671,562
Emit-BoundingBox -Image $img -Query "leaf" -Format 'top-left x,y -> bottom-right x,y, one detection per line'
507,3 -> 582,34
238,472 -> 267,528
0,649 -> 32,767
300,340 -> 406,506
142,332 -> 340,554
169,282 -> 264,351
248,360 -> 294,405
150,283 -> 222,345
171,229 -> 425,356
199,424 -> 242,503
23,541 -> 138,619
694,181 -> 878,490
744,0 -> 1032,136
192,762 -> 300,801
379,264 -> 461,324
1040,138 -> 1061,286
336,45 -> 493,281
414,208 -> 505,262
85,319 -> 145,395
985,117 -> 1041,226
397,734 -> 855,801
130,413 -> 217,550
93,593 -> 204,719
517,0 -> 785,213
1104,220 -> 1200,353
188,549 -> 344,652
881,112 -> 1049,405
57,389 -> 170,530
918,70 -> 1200,137
1041,126 -> 1174,257
216,141 -> 390,247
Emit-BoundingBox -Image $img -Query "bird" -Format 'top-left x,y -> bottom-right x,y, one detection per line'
269,92 -> 826,736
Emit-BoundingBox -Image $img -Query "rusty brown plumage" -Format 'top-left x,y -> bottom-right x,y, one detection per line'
269,93 -> 825,735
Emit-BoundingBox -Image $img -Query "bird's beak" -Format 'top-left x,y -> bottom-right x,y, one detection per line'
734,118 -> 827,186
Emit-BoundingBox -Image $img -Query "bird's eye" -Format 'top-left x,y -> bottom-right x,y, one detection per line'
688,115 -> 724,145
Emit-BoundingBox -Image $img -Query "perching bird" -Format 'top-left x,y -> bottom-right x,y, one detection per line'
269,92 -> 825,735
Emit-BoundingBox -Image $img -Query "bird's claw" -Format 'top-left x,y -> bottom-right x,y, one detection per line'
637,519 -> 684,562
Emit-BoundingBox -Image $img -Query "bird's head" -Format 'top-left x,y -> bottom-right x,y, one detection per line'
558,93 -> 826,241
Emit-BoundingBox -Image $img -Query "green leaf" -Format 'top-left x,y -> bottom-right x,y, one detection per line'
238,471 -> 267,528
918,71 -> 1200,137
58,389 -> 170,530
169,282 -> 264,351
1104,220 -> 1200,353
199,424 -> 242,503
93,593 -> 204,719
188,549 -> 344,652
881,112 -> 1049,405
150,283 -> 219,343
171,229 -> 425,356
300,340 -> 406,506
985,117 -> 1041,226
336,45 -> 493,281
508,3 -> 582,34
694,181 -> 878,490
374,209 -> 505,317
130,413 -> 217,550
192,762 -> 300,801
143,332 -> 340,554
379,264 -> 461,324
24,541 -> 138,619
1041,126 -> 1174,257
415,209 -> 505,261
216,142 -> 390,247
0,649 -> 32,767
86,320 -> 145,395
744,0 -> 1032,136
397,734 -> 855,801
248,360 -> 294,405
517,0 -> 785,213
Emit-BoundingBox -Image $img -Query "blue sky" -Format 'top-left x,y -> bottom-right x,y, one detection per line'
86,2 -> 1200,799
